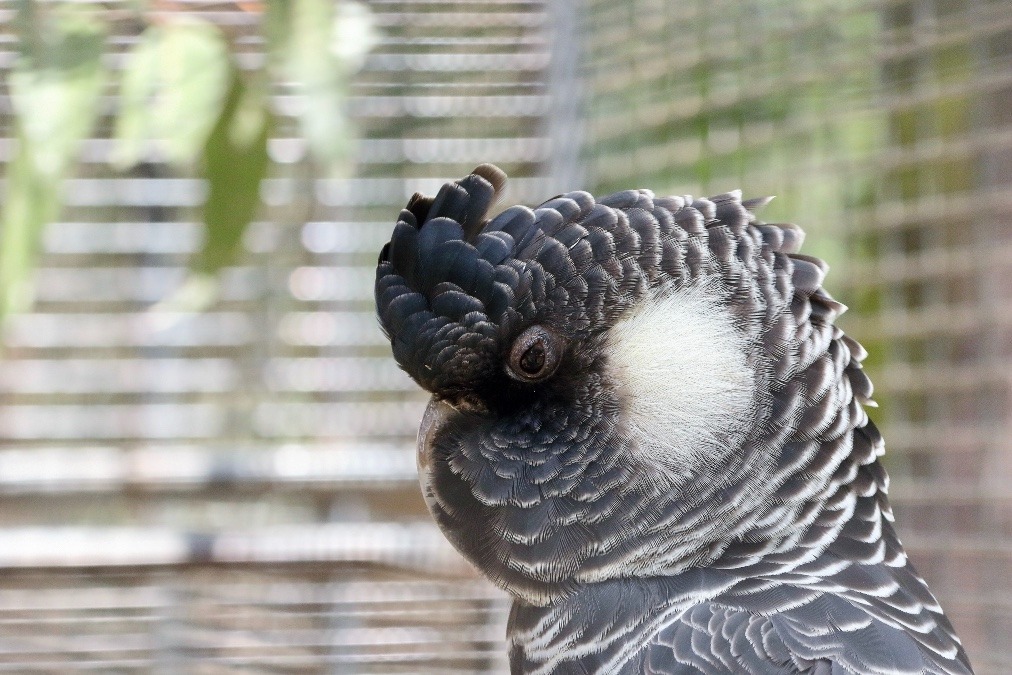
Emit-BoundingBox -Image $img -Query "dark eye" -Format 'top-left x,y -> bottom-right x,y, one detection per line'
507,326 -> 562,383
519,341 -> 545,375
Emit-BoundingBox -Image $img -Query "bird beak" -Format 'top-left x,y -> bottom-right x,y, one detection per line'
417,396 -> 453,474
416,397 -> 456,518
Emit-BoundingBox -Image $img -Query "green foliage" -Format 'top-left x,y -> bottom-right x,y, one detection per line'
1,4 -> 106,318
0,1 -> 378,327
195,71 -> 273,276
585,0 -> 884,278
265,0 -> 379,171
113,17 -> 230,168
1,139 -> 62,320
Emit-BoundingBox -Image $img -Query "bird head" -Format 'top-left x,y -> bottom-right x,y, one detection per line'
376,165 -> 858,605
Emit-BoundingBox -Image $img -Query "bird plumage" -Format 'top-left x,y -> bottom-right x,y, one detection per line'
375,165 -> 973,674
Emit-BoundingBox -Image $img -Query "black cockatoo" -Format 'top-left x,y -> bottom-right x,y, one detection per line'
374,164 -> 973,674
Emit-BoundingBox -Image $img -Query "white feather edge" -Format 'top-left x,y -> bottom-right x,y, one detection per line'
604,281 -> 757,480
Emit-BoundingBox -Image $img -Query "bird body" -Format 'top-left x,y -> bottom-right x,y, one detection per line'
375,165 -> 973,674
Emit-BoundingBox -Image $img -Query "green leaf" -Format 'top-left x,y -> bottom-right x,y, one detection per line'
263,0 -> 293,59
113,18 -> 230,168
8,5 -> 106,178
145,273 -> 220,327
332,1 -> 380,73
192,68 -> 273,276
0,136 -> 61,319
0,4 -> 106,323
264,0 -> 377,170
288,0 -> 346,167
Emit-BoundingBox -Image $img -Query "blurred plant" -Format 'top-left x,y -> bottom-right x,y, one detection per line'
0,0 -> 379,324
1,3 -> 106,321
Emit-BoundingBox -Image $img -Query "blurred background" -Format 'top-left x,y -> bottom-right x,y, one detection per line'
0,0 -> 1008,672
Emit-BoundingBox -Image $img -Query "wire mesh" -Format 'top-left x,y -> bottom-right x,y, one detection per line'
582,0 -> 1012,671
0,0 -> 551,671
0,0 -> 1009,672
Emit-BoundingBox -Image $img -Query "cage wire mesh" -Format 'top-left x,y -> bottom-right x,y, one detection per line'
582,0 -> 1012,671
0,0 -> 1009,672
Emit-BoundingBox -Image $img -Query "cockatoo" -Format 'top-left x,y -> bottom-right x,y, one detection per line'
375,165 -> 973,674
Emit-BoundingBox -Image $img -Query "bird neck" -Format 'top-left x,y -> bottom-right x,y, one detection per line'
508,573 -> 729,675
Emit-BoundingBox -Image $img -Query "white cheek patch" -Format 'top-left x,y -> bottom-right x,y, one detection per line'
604,282 -> 756,481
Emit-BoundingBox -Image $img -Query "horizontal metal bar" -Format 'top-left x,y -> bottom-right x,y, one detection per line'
0,523 -> 465,571
0,443 -> 417,495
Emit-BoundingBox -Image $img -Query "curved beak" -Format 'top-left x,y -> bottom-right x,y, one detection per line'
416,397 -> 455,517
417,396 -> 454,473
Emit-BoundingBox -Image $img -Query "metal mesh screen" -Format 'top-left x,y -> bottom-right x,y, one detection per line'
1,0 -> 1009,672
582,0 -> 1012,672
0,0 -> 565,671
0,567 -> 507,672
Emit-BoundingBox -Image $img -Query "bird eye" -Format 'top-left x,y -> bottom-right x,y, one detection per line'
519,342 -> 545,375
507,326 -> 562,383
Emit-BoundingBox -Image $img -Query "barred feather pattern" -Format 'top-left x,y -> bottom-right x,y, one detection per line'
375,165 -> 973,674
